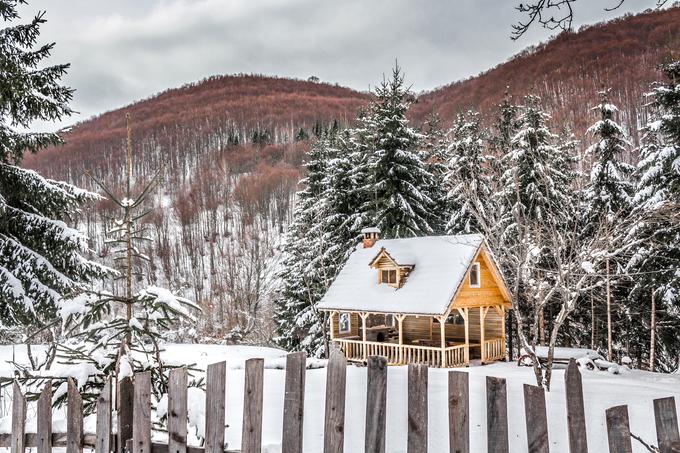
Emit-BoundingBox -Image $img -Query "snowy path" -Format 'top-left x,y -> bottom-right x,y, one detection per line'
1,344 -> 679,452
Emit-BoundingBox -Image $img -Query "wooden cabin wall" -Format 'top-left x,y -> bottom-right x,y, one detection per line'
454,250 -> 507,308
402,316 -> 432,343
484,308 -> 503,339
331,312 -> 360,338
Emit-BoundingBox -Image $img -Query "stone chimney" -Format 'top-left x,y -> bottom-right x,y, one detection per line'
361,227 -> 380,248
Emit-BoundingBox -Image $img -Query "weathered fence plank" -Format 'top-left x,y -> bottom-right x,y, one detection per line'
282,352 -> 307,453
524,384 -> 549,453
486,376 -> 509,453
323,351 -> 347,453
241,358 -> 264,453
168,368 -> 188,453
408,363 -> 428,453
67,378 -> 83,453
11,382 -> 26,453
95,378 -> 111,453
654,397 -> 680,453
37,380 -> 52,453
365,356 -> 388,453
565,359 -> 588,453
205,361 -> 226,453
605,405 -> 633,453
133,372 -> 152,453
118,375 -> 135,453
448,371 -> 469,453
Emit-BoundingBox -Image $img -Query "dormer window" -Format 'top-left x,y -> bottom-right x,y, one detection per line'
469,262 -> 481,288
381,269 -> 397,285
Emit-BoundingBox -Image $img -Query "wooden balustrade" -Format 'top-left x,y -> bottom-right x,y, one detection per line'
335,339 -> 468,367
483,338 -> 505,362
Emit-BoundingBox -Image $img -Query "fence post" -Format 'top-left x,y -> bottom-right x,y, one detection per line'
324,350 -> 347,453
565,359 -> 588,453
448,371 -> 469,453
241,358 -> 264,453
205,361 -> 226,453
524,384 -> 549,453
96,378 -> 112,453
365,356 -> 388,453
486,376 -> 509,453
118,375 -> 134,453
168,368 -> 188,453
37,380 -> 52,453
605,405 -> 632,453
133,372 -> 151,453
67,378 -> 83,453
282,352 -> 306,453
11,382 -> 26,453
408,363 -> 428,453
654,397 -> 680,453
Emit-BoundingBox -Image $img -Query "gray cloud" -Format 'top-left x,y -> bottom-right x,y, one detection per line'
18,0 -> 660,132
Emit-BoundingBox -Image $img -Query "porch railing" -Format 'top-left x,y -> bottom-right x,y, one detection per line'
335,339 -> 468,367
482,338 -> 505,362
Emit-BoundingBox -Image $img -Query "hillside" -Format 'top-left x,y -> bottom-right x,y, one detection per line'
21,6 -> 680,341
411,6 -> 680,151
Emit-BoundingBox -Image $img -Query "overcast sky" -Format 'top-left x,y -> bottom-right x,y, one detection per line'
18,0 -> 661,131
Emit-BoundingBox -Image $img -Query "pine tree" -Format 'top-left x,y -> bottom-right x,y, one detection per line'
359,64 -> 436,238
0,0 -> 108,337
444,110 -> 494,234
421,112 -> 449,233
582,90 -> 634,228
627,60 -> 680,371
274,135 -> 335,356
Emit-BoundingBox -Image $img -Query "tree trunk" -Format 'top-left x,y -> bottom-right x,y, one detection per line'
650,291 -> 656,372
606,257 -> 613,361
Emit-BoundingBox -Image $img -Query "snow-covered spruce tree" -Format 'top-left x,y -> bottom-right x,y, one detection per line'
626,60 -> 680,372
421,112 -> 449,234
274,134 -> 336,357
444,110 -> 494,234
11,116 -> 200,411
495,95 -> 580,387
574,91 -> 634,357
358,64 -> 437,238
582,91 -> 634,229
0,1 -> 108,346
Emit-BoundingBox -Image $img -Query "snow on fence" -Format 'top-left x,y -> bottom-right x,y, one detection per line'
1,351 -> 679,453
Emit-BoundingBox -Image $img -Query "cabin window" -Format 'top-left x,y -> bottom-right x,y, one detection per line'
380,269 -> 397,285
469,262 -> 481,288
338,313 -> 351,334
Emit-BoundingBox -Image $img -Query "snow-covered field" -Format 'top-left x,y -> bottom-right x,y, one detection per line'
1,344 -> 679,453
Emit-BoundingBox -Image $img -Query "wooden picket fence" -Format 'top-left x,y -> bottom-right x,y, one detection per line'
1,351 -> 679,453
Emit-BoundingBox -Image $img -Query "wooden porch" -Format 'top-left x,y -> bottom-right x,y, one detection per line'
329,306 -> 508,368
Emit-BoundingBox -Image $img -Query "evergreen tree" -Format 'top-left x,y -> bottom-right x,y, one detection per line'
627,60 -> 680,371
0,0 -> 108,337
274,135 -> 335,356
582,91 -> 634,228
359,65 -> 436,238
421,112 -> 449,233
444,110 -> 494,234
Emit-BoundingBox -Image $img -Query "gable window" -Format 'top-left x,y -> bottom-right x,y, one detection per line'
338,313 -> 351,334
469,262 -> 481,288
380,269 -> 397,285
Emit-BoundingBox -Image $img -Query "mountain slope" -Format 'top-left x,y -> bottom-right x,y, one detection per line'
411,6 -> 680,149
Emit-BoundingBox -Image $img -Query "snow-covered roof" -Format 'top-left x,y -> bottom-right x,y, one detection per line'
317,234 -> 486,315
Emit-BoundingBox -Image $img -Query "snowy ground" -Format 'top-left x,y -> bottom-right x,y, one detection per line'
1,344 -> 679,453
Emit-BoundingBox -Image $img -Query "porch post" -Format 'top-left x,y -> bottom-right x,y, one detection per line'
480,307 -> 488,363
396,314 -> 405,364
360,312 -> 369,361
501,306 -> 508,361
457,307 -> 469,365
438,315 -> 447,367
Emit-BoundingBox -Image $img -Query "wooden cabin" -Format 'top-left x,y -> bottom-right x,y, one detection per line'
317,229 -> 511,367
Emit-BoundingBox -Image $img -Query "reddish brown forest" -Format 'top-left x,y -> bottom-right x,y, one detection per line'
411,6 -> 680,151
